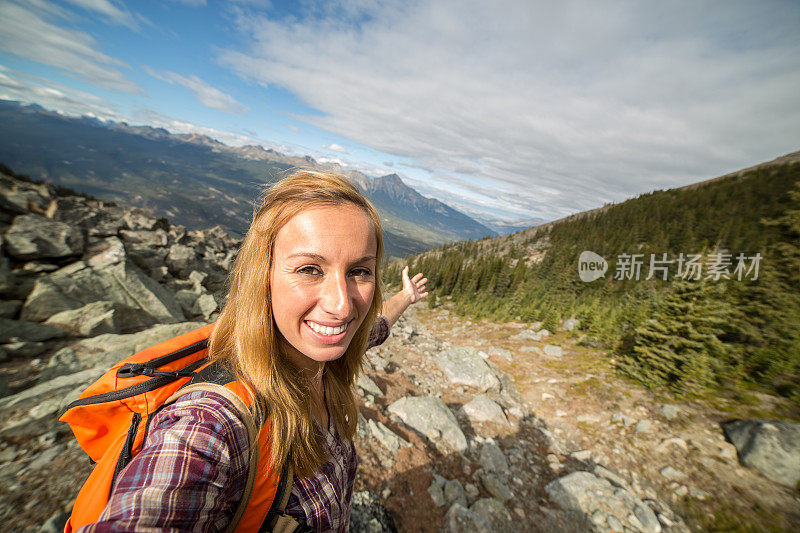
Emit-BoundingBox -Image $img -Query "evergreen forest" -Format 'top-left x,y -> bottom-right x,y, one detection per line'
384,158 -> 800,406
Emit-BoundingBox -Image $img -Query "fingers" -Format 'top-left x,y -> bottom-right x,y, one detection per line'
415,277 -> 428,287
411,272 -> 423,282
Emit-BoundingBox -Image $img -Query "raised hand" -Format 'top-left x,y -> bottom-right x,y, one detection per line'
402,265 -> 428,304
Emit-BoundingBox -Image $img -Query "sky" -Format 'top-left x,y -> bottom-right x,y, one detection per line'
1,0 -> 799,223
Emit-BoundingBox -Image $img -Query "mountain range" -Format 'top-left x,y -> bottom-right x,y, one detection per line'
0,100 -> 497,258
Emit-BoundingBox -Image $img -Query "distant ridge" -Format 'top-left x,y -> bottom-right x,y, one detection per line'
0,99 -> 495,257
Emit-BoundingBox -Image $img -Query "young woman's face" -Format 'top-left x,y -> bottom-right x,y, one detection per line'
270,203 -> 377,371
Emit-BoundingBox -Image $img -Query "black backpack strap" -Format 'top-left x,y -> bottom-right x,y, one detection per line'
186,360 -> 235,386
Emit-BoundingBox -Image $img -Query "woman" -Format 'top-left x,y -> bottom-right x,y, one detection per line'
80,171 -> 427,532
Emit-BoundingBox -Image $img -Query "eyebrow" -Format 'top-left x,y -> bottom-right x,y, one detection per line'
286,253 -> 377,264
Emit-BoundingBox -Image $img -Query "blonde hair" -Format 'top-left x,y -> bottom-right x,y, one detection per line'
209,169 -> 383,478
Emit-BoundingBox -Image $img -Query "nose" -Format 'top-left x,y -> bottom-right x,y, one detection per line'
321,271 -> 352,319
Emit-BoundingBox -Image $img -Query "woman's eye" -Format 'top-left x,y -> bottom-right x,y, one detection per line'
297,266 -> 322,275
350,267 -> 373,277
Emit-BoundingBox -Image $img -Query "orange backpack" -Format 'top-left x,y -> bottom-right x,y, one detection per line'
59,323 -> 304,532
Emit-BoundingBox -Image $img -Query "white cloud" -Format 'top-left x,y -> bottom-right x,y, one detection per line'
146,68 -> 249,115
63,0 -> 139,29
220,0 -> 800,221
0,0 -> 140,93
323,143 -> 348,154
0,66 -> 125,121
171,0 -> 207,6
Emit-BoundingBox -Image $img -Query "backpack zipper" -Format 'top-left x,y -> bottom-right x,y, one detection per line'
110,412 -> 142,493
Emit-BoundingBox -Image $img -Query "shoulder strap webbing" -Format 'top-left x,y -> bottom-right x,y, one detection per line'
165,383 -> 260,533
168,366 -> 304,533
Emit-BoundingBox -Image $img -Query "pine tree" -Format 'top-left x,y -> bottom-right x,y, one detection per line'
619,278 -> 733,392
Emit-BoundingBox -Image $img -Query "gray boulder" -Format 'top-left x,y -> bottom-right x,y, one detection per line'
44,301 -> 157,337
365,418 -> 410,452
563,317 -> 580,331
488,347 -> 513,362
20,277 -> 83,322
349,491 -> 397,533
0,177 -> 52,215
192,292 -> 218,320
37,347 -> 82,383
46,198 -> 126,237
2,341 -> 46,358
722,419 -> 800,487
4,214 -> 85,259
122,208 -> 168,231
437,347 -> 499,391
542,344 -> 563,357
470,498 -> 513,531
443,478 -> 468,508
22,259 -> 184,324
479,442 -> 509,473
166,244 -> 199,278
387,396 -> 468,453
443,503 -> 490,533
0,318 -> 66,343
0,300 -> 22,319
545,471 -> 662,533
357,373 -> 384,397
477,471 -> 514,502
463,395 -> 507,425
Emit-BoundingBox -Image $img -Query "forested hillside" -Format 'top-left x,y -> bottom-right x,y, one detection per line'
386,153 -> 800,406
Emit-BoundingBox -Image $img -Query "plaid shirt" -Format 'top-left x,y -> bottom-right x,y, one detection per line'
78,316 -> 389,533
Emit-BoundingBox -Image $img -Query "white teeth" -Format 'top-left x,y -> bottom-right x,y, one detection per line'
307,321 -> 346,336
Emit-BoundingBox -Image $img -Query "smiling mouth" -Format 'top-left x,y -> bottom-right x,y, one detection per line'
305,320 -> 349,336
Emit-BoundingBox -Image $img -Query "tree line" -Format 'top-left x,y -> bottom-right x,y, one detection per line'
384,161 -> 800,406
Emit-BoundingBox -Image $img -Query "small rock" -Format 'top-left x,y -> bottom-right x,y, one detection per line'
594,465 -> 627,488
479,442 -> 509,473
488,347 -> 513,361
635,419 -> 652,434
479,471 -> 514,501
541,393 -> 555,401
563,317 -> 580,331
660,404 -> 679,420
660,466 -> 686,480
607,514 -> 623,531
654,437 -> 688,454
634,503 -> 662,532
673,485 -> 688,497
357,374 -> 384,397
443,503 -> 490,533
428,480 -> 446,507
570,449 -> 592,462
463,395 -> 507,426
444,479 -> 468,508
470,498 -> 513,530
542,345 -> 563,357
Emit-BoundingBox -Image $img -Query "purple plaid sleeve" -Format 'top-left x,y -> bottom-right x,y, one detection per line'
77,390 -> 250,533
285,419 -> 358,533
366,315 -> 390,349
